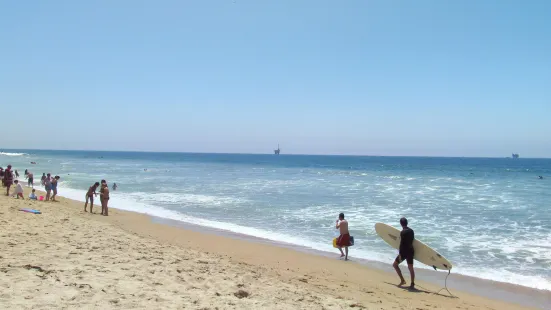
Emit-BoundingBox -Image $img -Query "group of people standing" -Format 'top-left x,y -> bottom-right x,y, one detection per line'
3,163 -> 113,216
2,165 -> 61,201
40,172 -> 60,201
84,180 -> 110,216
335,214 -> 416,289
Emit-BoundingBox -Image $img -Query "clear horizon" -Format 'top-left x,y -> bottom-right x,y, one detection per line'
1,1 -> 550,157
1,148 -> 549,159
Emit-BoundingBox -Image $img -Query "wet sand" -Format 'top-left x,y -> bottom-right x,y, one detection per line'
0,187 -> 547,309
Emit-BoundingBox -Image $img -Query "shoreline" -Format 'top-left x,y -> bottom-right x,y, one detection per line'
50,184 -> 551,295
1,186 -> 548,309
149,216 -> 550,309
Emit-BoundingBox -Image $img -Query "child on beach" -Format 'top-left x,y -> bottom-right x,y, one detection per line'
12,180 -> 24,199
29,189 -> 37,200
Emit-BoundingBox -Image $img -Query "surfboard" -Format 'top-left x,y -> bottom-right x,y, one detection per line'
19,208 -> 41,214
374,222 -> 452,270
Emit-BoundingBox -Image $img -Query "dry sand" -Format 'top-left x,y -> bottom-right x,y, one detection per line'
0,187 -> 535,309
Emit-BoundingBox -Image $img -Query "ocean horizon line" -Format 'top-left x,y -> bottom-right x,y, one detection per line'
2,148 -> 549,160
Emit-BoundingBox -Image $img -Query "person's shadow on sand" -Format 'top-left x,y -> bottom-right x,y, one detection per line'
383,282 -> 457,299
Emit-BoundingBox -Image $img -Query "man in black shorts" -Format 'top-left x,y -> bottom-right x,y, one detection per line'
393,217 -> 415,289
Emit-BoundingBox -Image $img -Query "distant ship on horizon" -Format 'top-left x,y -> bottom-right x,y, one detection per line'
274,144 -> 280,155
512,153 -> 519,159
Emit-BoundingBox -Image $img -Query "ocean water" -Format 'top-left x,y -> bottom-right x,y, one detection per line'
1,150 -> 550,291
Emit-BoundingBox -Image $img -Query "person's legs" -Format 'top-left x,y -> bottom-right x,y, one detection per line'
52,188 -> 57,201
104,199 -> 108,216
344,246 -> 348,261
393,256 -> 406,286
336,234 -> 346,257
406,256 -> 415,288
45,189 -> 51,201
84,195 -> 89,211
100,199 -> 105,215
6,182 -> 11,196
17,193 -> 24,199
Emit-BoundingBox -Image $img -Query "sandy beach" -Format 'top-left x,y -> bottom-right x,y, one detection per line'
0,187 -> 540,309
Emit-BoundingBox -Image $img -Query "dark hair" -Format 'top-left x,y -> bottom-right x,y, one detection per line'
14,180 -> 18,183
400,217 -> 408,226
339,213 -> 345,219
94,182 -> 100,186
101,179 -> 106,184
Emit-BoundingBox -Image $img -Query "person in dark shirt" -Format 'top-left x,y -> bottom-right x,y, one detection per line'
4,165 -> 14,196
393,217 -> 415,289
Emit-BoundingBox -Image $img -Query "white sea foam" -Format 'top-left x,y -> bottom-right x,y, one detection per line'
51,181 -> 551,291
54,184 -> 357,257
0,152 -> 28,156
127,192 -> 249,206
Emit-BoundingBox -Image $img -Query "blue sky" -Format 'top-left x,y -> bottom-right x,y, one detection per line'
1,1 -> 550,157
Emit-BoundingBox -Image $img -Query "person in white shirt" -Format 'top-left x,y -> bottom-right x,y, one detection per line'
12,180 -> 24,199
29,189 -> 37,200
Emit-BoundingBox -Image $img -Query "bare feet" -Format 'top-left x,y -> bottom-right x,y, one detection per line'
398,280 -> 407,287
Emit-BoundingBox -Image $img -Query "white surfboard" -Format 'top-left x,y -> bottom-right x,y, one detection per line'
374,222 -> 452,271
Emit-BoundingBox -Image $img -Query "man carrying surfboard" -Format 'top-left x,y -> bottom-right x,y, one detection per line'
393,217 -> 415,289
335,213 -> 350,260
